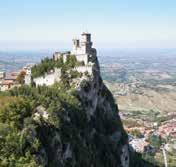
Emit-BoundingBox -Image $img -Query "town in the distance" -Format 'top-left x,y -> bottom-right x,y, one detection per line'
0,33 -> 176,166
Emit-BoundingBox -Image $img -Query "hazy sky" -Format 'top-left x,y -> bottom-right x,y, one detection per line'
0,0 -> 176,50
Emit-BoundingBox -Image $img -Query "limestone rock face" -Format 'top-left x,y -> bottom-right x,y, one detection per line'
31,55 -> 133,167
75,58 -> 130,167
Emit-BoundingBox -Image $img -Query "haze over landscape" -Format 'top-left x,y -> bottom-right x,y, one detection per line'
1,0 -> 176,50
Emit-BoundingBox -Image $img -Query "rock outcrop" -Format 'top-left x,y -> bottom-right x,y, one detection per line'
28,51 -> 136,167
0,34 -> 155,167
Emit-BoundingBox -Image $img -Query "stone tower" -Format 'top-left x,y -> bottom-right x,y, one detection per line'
80,33 -> 93,54
71,33 -> 96,65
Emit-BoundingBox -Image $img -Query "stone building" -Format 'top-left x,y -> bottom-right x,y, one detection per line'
53,33 -> 97,65
53,52 -> 70,63
71,32 -> 97,65
53,52 -> 62,61
25,33 -> 97,86
24,65 -> 33,85
0,72 -> 19,91
0,71 -> 5,80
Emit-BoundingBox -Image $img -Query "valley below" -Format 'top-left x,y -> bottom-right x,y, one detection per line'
100,49 -> 176,166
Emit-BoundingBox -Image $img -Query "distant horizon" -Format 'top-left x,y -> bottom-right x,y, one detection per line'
1,47 -> 176,53
1,39 -> 176,51
1,0 -> 176,50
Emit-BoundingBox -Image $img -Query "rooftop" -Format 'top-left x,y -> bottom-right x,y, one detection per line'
1,80 -> 14,85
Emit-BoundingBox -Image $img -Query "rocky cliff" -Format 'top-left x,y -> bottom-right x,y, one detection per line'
0,53 -> 154,167
33,55 -> 131,167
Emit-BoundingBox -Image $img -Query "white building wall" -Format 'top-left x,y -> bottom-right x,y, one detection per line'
0,72 -> 5,79
26,68 -> 31,75
76,54 -> 88,65
34,74 -> 55,86
33,68 -> 61,86
75,65 -> 93,75
0,85 -> 9,91
70,33 -> 97,65
25,75 -> 31,85
71,46 -> 86,55
24,68 -> 32,85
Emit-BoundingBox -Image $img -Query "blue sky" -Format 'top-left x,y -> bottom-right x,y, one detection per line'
0,0 -> 176,50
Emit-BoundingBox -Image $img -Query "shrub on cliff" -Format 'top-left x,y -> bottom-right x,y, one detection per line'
31,57 -> 64,78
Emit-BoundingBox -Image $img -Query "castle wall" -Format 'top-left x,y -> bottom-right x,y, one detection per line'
33,68 -> 61,86
34,73 -> 55,86
71,46 -> 86,55
25,75 -> 31,85
75,65 -> 93,75
76,54 -> 88,65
